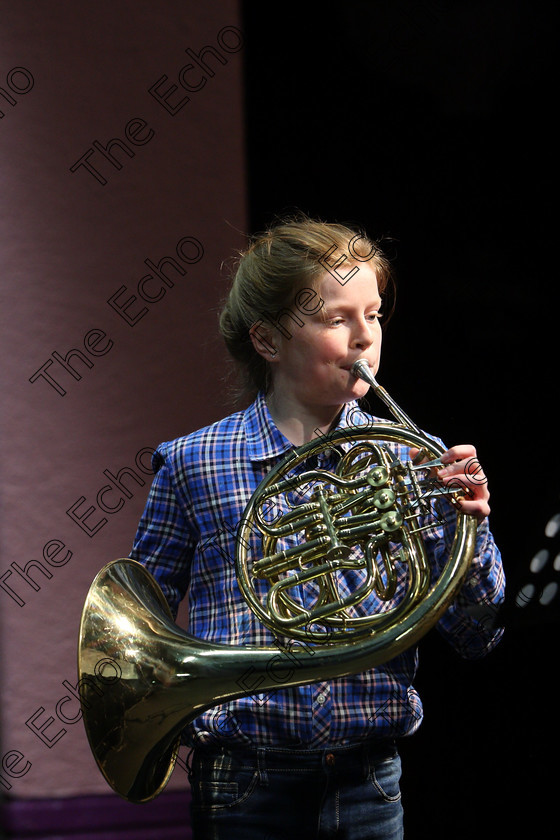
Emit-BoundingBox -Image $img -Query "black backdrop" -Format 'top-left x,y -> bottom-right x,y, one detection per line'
241,2 -> 557,837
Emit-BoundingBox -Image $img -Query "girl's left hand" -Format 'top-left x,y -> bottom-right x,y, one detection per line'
436,444 -> 490,522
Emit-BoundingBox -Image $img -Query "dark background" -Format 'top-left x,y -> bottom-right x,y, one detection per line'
242,2 -> 557,836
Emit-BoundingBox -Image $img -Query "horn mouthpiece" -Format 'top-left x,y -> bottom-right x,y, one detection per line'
351,359 -> 378,387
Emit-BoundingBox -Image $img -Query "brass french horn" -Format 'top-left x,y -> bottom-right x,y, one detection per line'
78,360 -> 477,802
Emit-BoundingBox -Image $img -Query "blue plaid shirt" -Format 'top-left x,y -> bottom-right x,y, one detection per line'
130,392 -> 505,749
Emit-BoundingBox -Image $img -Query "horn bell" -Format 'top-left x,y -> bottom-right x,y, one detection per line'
78,558 -> 190,802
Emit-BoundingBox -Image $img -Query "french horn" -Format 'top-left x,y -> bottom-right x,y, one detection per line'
78,360 -> 477,802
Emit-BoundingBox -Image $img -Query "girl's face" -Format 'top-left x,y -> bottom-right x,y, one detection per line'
269,263 -> 383,411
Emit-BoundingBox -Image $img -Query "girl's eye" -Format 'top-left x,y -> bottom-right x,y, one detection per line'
327,312 -> 382,326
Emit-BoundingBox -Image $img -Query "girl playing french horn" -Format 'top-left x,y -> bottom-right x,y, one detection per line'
130,214 -> 505,839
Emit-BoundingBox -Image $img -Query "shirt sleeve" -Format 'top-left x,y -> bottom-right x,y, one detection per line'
432,505 -> 505,659
129,443 -> 198,619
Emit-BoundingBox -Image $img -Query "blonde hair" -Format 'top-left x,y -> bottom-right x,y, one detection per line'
219,213 -> 394,400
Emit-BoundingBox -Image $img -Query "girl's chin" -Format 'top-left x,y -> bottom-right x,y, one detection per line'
347,375 -> 371,394
337,381 -> 370,404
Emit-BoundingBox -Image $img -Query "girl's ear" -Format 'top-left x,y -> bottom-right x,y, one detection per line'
249,322 -> 279,360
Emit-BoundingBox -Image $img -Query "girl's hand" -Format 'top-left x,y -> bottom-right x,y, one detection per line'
410,444 -> 490,522
436,444 -> 490,522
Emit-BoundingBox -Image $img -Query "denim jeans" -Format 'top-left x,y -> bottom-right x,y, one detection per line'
189,741 -> 404,839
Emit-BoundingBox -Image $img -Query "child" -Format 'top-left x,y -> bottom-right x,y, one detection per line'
130,215 -> 505,839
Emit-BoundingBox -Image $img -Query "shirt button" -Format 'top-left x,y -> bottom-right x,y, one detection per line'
316,692 -> 327,705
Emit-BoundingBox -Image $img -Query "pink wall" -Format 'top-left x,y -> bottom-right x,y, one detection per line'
0,0 -> 246,799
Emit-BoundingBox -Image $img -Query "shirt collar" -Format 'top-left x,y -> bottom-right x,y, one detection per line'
243,392 -> 371,463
